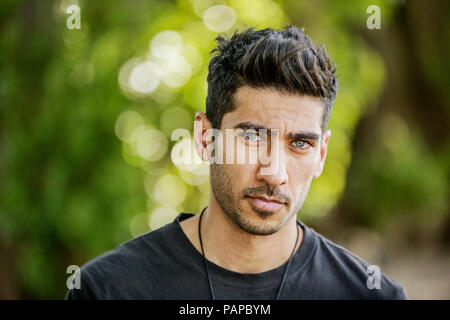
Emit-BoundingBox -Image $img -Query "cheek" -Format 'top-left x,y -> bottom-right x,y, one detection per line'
223,135 -> 255,164
228,162 -> 255,186
210,164 -> 236,203
291,149 -> 320,173
288,159 -> 316,187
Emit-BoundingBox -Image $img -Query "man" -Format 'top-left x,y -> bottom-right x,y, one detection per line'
66,26 -> 408,299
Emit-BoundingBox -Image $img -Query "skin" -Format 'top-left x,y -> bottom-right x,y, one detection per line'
180,86 -> 331,274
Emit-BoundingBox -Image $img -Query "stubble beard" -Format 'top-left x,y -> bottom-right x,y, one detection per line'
210,163 -> 302,236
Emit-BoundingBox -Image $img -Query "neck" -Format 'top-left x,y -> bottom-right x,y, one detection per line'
198,199 -> 303,274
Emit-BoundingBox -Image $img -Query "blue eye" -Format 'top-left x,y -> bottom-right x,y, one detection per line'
292,140 -> 307,148
243,132 -> 260,141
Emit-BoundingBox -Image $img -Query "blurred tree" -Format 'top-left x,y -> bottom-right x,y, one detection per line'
334,0 -> 449,247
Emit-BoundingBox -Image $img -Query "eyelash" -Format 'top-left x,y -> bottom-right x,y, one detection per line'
241,132 -> 263,142
290,140 -> 311,149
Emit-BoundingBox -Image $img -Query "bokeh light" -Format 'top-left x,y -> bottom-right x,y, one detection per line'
171,136 -> 204,172
203,5 -> 236,32
129,213 -> 151,238
134,127 -> 168,161
128,61 -> 161,94
148,207 -> 179,231
191,0 -> 225,17
229,0 -> 284,27
114,110 -> 144,143
150,30 -> 184,60
152,174 -> 187,207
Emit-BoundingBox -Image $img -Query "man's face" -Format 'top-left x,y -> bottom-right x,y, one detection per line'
198,86 -> 331,236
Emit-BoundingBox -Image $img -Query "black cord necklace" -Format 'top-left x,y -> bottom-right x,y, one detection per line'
198,207 -> 300,300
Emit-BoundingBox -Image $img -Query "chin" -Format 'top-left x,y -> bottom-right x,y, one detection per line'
249,206 -> 284,220
237,205 -> 289,236
239,221 -> 280,236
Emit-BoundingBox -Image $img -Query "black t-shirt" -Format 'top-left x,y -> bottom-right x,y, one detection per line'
65,213 -> 408,300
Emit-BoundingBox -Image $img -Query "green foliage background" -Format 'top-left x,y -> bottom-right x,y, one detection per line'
0,0 -> 448,298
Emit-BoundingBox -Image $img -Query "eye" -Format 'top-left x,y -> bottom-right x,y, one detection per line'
291,140 -> 310,149
244,132 -> 259,141
240,131 -> 264,142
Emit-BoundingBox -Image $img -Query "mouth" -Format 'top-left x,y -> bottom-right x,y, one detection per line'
245,195 -> 286,212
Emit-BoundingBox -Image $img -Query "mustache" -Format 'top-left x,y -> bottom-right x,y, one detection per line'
243,185 -> 290,204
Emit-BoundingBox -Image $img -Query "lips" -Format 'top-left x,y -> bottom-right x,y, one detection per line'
246,196 -> 285,212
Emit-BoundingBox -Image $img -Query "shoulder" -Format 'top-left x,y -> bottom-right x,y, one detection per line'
65,224 -> 171,299
306,226 -> 408,299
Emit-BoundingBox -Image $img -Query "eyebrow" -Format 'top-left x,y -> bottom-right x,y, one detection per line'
233,121 -> 268,131
286,131 -> 320,142
233,121 -> 321,142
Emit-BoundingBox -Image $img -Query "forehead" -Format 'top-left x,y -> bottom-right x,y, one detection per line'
222,86 -> 324,133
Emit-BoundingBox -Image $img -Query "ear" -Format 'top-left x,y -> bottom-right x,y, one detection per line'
194,112 -> 213,162
313,129 -> 331,179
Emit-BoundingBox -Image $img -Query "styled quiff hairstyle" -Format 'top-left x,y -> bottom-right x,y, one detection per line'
205,26 -> 338,132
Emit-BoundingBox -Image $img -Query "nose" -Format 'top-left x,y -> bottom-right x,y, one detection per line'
256,137 -> 288,187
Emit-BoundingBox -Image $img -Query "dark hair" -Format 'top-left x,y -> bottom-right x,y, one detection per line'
205,26 -> 338,132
